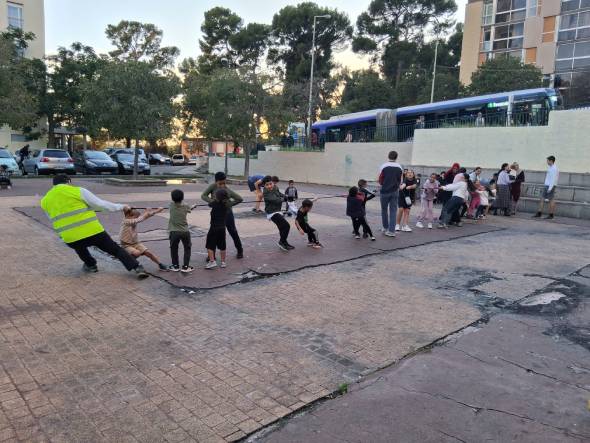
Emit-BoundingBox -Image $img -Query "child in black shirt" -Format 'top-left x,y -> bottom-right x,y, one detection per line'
357,179 -> 375,238
295,199 -> 322,248
346,186 -> 375,241
283,180 -> 299,216
205,189 -> 236,269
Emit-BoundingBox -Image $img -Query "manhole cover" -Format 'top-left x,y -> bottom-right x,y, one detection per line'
520,292 -> 566,306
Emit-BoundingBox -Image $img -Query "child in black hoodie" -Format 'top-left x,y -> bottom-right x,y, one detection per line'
346,186 -> 375,241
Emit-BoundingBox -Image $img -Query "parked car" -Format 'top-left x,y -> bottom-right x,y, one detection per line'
171,154 -> 186,166
112,148 -> 148,162
0,148 -> 20,176
22,149 -> 75,175
110,152 -> 151,175
148,153 -> 171,165
73,150 -> 118,175
187,155 -> 199,165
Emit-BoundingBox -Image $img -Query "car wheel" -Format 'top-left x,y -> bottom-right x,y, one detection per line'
34,167 -> 40,176
21,165 -> 27,176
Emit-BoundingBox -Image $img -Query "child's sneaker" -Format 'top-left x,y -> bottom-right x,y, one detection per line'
354,234 -> 361,239
427,223 -> 433,229
416,221 -> 424,228
158,263 -> 169,271
402,225 -> 412,232
168,265 -> 180,272
134,265 -> 149,279
205,261 -> 218,269
277,241 -> 289,252
220,262 -> 227,268
370,236 -> 376,241
307,242 -> 315,247
285,242 -> 295,250
181,265 -> 194,273
312,244 -> 322,249
395,224 -> 401,231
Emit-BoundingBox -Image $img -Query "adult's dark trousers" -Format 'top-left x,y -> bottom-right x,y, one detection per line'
67,231 -> 138,270
170,231 -> 191,267
270,213 -> 290,243
351,216 -> 373,237
225,210 -> 243,253
440,197 -> 465,225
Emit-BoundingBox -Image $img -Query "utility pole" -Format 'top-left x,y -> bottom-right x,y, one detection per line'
430,39 -> 439,103
307,14 -> 331,147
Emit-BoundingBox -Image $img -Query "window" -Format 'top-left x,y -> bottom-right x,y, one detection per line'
493,22 -> 525,51
10,133 -> 27,142
561,0 -> 590,11
481,27 -> 492,51
558,11 -> 590,41
528,0 -> 538,16
555,41 -> 590,72
496,0 -> 527,22
7,3 -> 23,29
483,1 -> 494,25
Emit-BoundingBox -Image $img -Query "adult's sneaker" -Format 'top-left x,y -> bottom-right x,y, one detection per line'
83,264 -> 98,273
181,265 -> 194,273
384,230 -> 396,237
355,234 -> 361,239
438,223 -> 447,229
456,222 -> 463,227
416,221 -> 424,228
402,225 -> 412,232
205,261 -> 218,270
135,265 -> 149,279
370,236 -> 376,241
168,265 -> 180,272
277,241 -> 289,252
285,243 -> 295,250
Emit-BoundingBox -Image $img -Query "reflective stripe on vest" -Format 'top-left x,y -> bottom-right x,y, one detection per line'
40,185 -> 105,243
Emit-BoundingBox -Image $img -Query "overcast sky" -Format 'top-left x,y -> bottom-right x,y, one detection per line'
45,0 -> 467,70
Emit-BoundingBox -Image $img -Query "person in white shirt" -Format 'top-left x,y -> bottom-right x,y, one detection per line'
438,173 -> 474,228
534,155 -> 559,220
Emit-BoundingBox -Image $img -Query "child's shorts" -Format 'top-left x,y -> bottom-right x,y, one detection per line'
123,242 -> 148,256
248,179 -> 257,192
206,228 -> 226,251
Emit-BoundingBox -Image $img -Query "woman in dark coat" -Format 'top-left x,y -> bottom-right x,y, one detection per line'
439,163 -> 460,206
510,162 -> 525,215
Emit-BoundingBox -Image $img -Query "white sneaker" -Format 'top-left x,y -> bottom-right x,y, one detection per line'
416,221 -> 424,228
205,261 -> 218,270
220,262 -> 227,268
384,230 -> 396,237
380,227 -> 386,233
427,223 -> 433,229
395,224 -> 401,231
402,225 -> 412,232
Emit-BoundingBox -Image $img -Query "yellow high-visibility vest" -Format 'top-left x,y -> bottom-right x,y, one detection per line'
40,184 -> 105,243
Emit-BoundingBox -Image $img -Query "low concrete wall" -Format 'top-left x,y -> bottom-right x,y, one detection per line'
412,109 -> 590,174
209,142 -> 413,186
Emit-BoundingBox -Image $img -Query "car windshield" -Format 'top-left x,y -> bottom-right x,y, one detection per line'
117,154 -> 135,162
0,150 -> 12,158
85,151 -> 111,160
44,150 -> 69,158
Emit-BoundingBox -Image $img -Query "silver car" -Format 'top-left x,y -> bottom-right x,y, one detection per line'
22,149 -> 76,175
0,148 -> 20,175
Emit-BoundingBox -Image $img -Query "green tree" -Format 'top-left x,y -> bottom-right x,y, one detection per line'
353,0 -> 457,86
105,20 -> 179,68
468,57 -> 543,96
339,70 -> 395,112
82,60 -> 179,177
0,29 -> 38,131
268,2 -> 352,82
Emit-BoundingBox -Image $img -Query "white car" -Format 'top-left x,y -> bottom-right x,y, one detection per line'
171,154 -> 186,166
0,148 -> 20,175
22,149 -> 76,175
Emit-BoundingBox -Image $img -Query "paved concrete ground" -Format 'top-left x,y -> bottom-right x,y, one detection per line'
1,178 -> 589,443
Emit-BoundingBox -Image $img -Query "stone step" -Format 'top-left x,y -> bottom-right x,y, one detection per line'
517,196 -> 590,219
521,183 -> 590,204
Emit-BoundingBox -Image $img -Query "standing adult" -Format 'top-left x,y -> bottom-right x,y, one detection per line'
201,172 -> 244,259
495,163 -> 512,216
510,162 -> 525,215
534,155 -> 559,219
378,150 -> 404,237
40,174 -> 148,278
247,174 -> 268,213
439,163 -> 460,206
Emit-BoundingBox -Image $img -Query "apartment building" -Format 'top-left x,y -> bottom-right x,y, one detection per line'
459,0 -> 590,101
0,0 -> 45,150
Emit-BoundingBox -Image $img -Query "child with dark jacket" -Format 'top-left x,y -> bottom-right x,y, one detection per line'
295,199 -> 322,248
263,179 -> 294,251
357,179 -> 375,238
346,186 -> 375,241
205,188 -> 240,269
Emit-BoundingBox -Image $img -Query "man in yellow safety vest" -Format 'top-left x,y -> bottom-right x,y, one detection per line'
40,174 -> 148,279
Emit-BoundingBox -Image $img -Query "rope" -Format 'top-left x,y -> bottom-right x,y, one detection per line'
129,194 -> 348,210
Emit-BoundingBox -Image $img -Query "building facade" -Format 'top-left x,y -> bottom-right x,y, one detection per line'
0,0 -> 45,151
459,0 -> 590,103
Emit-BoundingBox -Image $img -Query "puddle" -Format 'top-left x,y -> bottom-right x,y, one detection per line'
520,292 -> 567,306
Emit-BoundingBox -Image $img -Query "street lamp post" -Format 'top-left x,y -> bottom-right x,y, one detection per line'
430,39 -> 439,103
307,14 -> 331,148
225,113 -> 232,175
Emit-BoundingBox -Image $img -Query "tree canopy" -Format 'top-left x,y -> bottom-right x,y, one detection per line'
467,57 -> 543,96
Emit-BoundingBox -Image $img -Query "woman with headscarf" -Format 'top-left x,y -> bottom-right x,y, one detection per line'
439,163 -> 460,206
494,163 -> 513,216
510,162 -> 525,215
